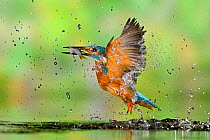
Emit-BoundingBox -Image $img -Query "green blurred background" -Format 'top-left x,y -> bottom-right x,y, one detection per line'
0,0 -> 209,122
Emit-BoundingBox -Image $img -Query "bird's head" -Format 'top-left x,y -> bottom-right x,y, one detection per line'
62,45 -> 106,61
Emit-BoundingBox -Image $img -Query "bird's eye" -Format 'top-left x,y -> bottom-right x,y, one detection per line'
92,48 -> 97,52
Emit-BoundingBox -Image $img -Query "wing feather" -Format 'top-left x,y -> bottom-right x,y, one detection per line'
106,18 -> 146,85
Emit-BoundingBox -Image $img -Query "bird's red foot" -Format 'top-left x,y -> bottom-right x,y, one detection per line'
127,102 -> 133,113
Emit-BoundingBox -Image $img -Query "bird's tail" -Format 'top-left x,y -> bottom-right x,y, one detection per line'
134,91 -> 158,110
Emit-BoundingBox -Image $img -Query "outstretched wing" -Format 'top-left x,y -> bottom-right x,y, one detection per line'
106,18 -> 146,86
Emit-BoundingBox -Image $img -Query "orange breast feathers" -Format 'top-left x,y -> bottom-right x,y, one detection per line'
94,59 -> 134,104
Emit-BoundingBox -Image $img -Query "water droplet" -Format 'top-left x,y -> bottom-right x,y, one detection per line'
175,116 -> 179,119
77,24 -> 81,29
158,108 -> 162,111
119,86 -> 124,90
69,109 -> 72,112
140,45 -> 146,50
54,62 -> 57,65
162,83 -> 166,85
66,92 -> 70,99
54,38 -> 58,41
189,92 -> 193,97
165,94 -> 168,97
134,107 -> 142,113
72,56 -> 76,62
136,109 -> 142,113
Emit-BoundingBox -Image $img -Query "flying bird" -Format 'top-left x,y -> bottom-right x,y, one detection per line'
62,18 -> 158,113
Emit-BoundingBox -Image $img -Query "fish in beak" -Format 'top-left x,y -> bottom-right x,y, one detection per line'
62,46 -> 90,59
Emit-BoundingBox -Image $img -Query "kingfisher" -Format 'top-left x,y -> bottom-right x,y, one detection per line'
62,18 -> 158,113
